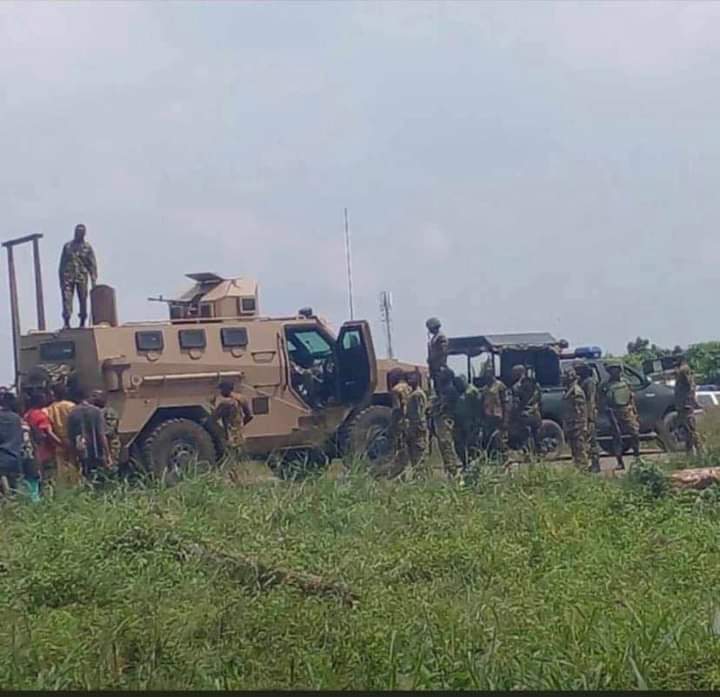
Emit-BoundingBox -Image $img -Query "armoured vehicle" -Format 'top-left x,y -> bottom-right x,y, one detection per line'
17,272 -> 423,478
447,332 -> 682,457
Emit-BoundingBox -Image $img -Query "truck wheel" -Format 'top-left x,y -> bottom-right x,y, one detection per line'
657,411 -> 685,453
342,405 -> 394,475
538,420 -> 564,460
268,448 -> 330,481
141,418 -> 217,478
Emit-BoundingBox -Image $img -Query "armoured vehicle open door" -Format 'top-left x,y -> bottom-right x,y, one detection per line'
336,321 -> 376,405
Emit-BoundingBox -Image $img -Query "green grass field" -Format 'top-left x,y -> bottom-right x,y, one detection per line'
3,446 -> 720,691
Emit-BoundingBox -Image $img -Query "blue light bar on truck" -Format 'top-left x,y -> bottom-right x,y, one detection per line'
574,346 -> 603,359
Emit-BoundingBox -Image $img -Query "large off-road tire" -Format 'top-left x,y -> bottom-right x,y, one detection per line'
537,420 -> 565,460
267,448 -> 330,481
341,405 -> 394,476
141,418 -> 217,478
657,411 -> 685,453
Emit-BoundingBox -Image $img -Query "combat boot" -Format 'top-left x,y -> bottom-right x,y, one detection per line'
589,459 -> 601,474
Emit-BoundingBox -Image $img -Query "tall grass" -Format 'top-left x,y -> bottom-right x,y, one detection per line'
2,457 -> 720,689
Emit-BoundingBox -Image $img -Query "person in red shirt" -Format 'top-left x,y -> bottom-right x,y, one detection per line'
23,390 -> 62,484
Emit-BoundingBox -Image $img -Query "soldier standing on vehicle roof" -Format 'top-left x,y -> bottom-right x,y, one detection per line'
575,362 -> 601,473
673,351 -> 704,457
210,379 -> 253,460
431,366 -> 461,479
601,361 -> 640,471
479,364 -> 508,460
561,368 -> 589,468
426,317 -> 448,389
509,365 -> 542,458
59,223 -> 98,329
387,368 -> 412,476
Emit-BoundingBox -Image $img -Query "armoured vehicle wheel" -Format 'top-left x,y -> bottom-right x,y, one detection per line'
268,448 -> 330,481
141,418 -> 217,478
537,420 -> 564,460
342,405 -> 394,476
657,411 -> 684,453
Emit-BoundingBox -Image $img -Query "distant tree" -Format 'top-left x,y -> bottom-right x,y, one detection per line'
623,336 -> 670,370
687,342 -> 720,385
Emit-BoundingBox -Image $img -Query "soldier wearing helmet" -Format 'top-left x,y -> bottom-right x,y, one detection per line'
387,368 -> 412,474
430,366 -> 461,478
601,360 -> 639,470
426,317 -> 448,388
575,361 -> 601,472
479,361 -> 508,459
673,350 -> 703,457
561,367 -> 588,468
509,364 -> 542,458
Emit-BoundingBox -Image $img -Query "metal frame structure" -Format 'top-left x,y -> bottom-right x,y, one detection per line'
2,233 -> 46,387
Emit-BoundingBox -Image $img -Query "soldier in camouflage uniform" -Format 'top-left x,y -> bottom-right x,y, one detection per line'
388,368 -> 412,473
452,374 -> 482,468
561,368 -> 588,468
59,223 -> 98,329
601,361 -> 640,471
674,353 -> 704,456
509,365 -> 543,457
405,370 -> 429,474
576,362 -> 601,473
431,367 -> 461,478
479,366 -> 508,459
90,390 -> 121,470
426,317 -> 449,390
210,379 -> 254,459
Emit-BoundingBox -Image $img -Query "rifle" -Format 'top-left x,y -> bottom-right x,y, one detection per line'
427,409 -> 436,456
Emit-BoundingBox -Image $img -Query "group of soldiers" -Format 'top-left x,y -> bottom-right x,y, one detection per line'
386,318 -> 705,479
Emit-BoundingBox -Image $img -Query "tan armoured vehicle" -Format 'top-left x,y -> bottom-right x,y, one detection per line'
18,272 -> 422,478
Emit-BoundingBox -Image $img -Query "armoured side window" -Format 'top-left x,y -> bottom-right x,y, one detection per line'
135,331 -> 164,352
252,396 -> 269,415
239,297 -> 256,314
179,329 -> 206,350
221,327 -> 249,348
40,341 -> 75,361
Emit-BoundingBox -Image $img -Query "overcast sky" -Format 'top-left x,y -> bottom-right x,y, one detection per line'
2,0 -> 720,384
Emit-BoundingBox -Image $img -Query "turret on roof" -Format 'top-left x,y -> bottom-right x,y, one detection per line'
162,273 -> 259,321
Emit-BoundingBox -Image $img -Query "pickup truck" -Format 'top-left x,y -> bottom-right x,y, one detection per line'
447,332 -> 681,458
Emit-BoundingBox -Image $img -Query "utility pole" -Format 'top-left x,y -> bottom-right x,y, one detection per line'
344,207 -> 354,320
379,290 -> 394,359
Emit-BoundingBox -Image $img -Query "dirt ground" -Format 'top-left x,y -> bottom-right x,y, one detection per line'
230,444 -> 669,485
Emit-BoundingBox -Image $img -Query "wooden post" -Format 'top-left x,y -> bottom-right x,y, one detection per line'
32,236 -> 46,331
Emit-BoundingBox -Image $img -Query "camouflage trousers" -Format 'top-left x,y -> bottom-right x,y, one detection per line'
676,408 -> 704,455
609,407 -> 640,458
434,413 -> 460,475
453,424 -> 480,467
108,435 -> 122,468
406,425 -> 428,472
565,425 -> 588,467
587,419 -> 600,467
61,275 -> 89,323
481,416 -> 507,455
510,414 -> 542,456
391,419 -> 409,470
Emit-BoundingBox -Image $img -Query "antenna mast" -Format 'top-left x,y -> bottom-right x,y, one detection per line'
379,290 -> 394,359
344,207 -> 354,320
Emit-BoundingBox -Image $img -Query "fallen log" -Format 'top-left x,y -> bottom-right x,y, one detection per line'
669,467 -> 720,491
176,541 -> 359,608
